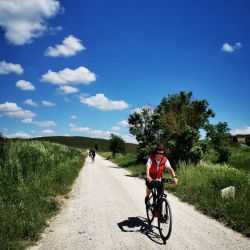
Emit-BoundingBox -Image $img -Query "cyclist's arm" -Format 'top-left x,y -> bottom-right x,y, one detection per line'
146,158 -> 152,182
165,161 -> 178,184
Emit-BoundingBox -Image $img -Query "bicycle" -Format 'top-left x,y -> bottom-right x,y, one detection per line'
145,178 -> 172,243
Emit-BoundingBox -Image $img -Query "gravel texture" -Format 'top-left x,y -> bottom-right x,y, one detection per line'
30,154 -> 250,250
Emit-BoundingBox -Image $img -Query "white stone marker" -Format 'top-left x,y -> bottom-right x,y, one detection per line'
221,186 -> 235,198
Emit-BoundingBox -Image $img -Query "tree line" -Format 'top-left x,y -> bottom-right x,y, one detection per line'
110,91 -> 234,168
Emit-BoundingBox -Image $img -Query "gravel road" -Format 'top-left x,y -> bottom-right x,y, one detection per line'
30,154 -> 249,250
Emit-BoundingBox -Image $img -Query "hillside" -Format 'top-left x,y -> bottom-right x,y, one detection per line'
30,136 -> 138,154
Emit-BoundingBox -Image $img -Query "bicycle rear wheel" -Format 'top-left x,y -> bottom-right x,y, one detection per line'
158,198 -> 172,242
146,193 -> 154,224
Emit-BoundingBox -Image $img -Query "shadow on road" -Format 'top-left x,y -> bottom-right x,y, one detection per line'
117,216 -> 164,245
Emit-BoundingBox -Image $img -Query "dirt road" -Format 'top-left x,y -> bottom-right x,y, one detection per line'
31,154 -> 249,250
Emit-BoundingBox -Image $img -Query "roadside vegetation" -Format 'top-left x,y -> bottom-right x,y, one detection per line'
0,136 -> 85,249
102,90 -> 250,237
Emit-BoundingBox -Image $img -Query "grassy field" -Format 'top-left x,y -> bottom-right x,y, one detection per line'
100,151 -> 250,236
31,136 -> 138,154
0,138 -> 85,249
204,143 -> 250,172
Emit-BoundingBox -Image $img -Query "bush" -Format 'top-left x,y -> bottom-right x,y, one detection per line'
109,134 -> 125,156
245,136 -> 250,146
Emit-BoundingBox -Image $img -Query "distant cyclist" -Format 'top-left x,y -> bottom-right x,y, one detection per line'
145,146 -> 178,206
89,148 -> 96,163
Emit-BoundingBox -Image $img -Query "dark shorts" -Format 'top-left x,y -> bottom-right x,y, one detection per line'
145,180 -> 163,190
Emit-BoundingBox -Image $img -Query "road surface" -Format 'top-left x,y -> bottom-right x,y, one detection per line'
30,154 -> 249,250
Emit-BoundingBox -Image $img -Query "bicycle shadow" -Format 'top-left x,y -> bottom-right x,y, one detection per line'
117,216 -> 164,245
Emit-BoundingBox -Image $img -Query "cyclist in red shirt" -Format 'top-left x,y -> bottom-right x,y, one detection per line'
145,147 -> 178,205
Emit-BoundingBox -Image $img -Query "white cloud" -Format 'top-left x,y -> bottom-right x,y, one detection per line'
57,85 -> 79,94
231,127 -> 250,135
5,131 -> 31,138
69,123 -> 90,133
69,123 -> 111,139
112,126 -> 120,131
0,60 -> 23,74
24,99 -> 38,107
118,120 -> 128,127
70,115 -> 77,119
121,134 -> 137,144
0,0 -> 60,45
0,101 -> 35,119
221,42 -> 242,53
41,129 -> 54,135
42,100 -> 55,107
41,66 -> 96,85
22,118 -> 56,127
45,35 -> 85,57
16,80 -> 35,91
80,93 -> 129,111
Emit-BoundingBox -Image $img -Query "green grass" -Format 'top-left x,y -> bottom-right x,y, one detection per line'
0,139 -> 85,249
229,145 -> 250,172
204,144 -> 250,172
30,136 -> 138,154
167,162 -> 250,236
100,152 -> 250,236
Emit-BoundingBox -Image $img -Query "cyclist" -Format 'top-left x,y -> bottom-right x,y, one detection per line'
145,146 -> 178,206
89,148 -> 96,162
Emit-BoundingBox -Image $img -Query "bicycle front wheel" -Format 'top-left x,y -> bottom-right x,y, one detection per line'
146,193 -> 154,224
158,198 -> 172,242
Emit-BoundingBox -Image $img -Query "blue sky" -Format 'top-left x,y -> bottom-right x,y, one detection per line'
0,0 -> 249,142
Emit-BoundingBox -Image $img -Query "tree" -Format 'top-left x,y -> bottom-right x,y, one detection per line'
246,136 -> 250,146
205,122 -> 231,162
155,91 -> 214,165
109,134 -> 125,156
94,143 -> 99,151
128,105 -> 161,162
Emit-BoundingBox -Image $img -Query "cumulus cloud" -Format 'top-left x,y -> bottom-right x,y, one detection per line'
221,42 -> 242,53
57,85 -> 79,94
45,35 -> 85,57
24,99 -> 38,107
112,126 -> 120,131
41,129 -> 54,135
0,0 -> 60,45
80,93 -> 129,111
0,60 -> 23,74
0,101 -> 35,119
121,134 -> 137,144
41,66 -> 96,85
231,127 -> 250,135
69,123 -> 111,139
22,118 -> 56,127
42,100 -> 55,107
70,115 -> 77,119
118,120 -> 128,127
5,131 -> 31,138
16,80 -> 35,91
69,123 -> 90,133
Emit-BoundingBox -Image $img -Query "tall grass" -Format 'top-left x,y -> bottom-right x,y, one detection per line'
0,138 -> 85,249
167,162 -> 250,236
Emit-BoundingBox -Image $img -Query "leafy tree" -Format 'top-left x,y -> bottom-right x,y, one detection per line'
94,143 -> 99,151
155,91 -> 214,165
245,136 -> 250,146
128,105 -> 161,162
205,122 -> 231,162
109,133 -> 125,156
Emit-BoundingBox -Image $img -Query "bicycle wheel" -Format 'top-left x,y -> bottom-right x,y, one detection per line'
146,193 -> 154,224
158,198 -> 172,242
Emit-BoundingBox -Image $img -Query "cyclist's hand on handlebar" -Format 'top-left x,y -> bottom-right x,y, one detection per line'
172,177 -> 178,185
146,176 -> 153,183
